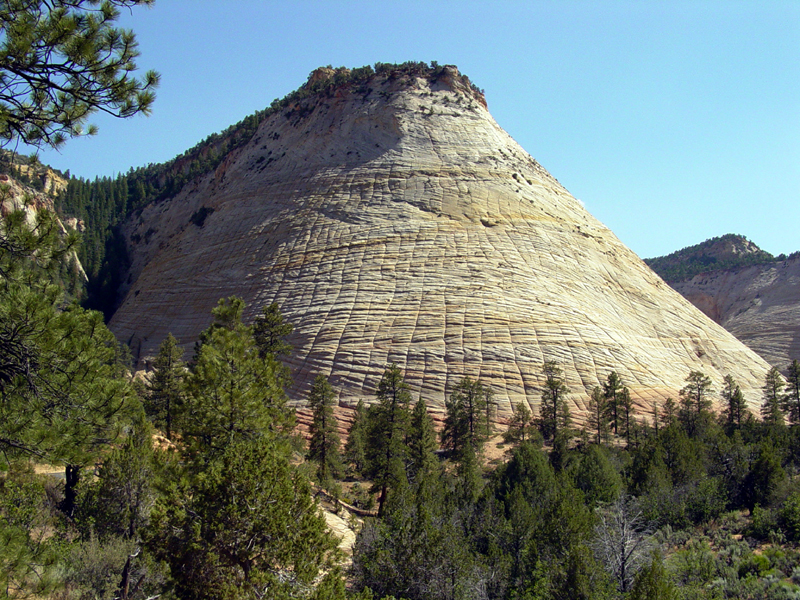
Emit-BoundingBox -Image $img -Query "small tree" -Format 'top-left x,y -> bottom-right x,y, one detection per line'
721,374 -> 748,430
149,437 -> 343,600
504,401 -> 538,446
603,372 -> 623,436
407,397 -> 438,482
620,386 -> 634,445
678,371 -> 714,437
344,400 -> 368,476
784,359 -> 800,425
307,374 -> 342,487
144,333 -> 185,440
539,361 -> 570,441
441,376 -> 491,460
253,301 -> 293,360
660,397 -> 678,428
761,366 -> 786,426
182,298 -> 291,463
365,364 -> 412,516
586,386 -> 610,444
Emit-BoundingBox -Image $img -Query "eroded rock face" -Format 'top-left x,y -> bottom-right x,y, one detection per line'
109,66 -> 772,420
670,259 -> 800,371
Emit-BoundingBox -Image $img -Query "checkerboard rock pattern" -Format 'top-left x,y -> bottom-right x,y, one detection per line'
110,67 -> 771,422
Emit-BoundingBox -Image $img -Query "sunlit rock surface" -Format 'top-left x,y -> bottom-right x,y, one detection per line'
109,66 -> 772,420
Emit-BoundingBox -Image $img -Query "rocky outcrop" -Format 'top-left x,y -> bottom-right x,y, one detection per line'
669,258 -> 800,371
108,65 -> 772,421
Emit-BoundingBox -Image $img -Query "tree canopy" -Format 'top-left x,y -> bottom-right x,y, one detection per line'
0,0 -> 159,150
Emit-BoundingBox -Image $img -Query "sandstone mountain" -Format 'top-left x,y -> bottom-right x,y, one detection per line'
108,64 -> 772,420
647,235 -> 800,371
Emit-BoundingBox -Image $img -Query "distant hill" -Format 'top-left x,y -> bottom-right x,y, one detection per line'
646,235 -> 800,371
644,234 -> 796,283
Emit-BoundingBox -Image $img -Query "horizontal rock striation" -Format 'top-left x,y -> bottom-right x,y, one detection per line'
109,66 -> 772,421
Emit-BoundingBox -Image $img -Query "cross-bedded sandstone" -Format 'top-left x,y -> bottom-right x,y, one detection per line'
109,66 -> 772,421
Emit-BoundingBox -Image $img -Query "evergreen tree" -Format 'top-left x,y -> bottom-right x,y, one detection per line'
344,400 -> 368,476
144,333 -> 185,440
253,301 -> 293,360
0,0 -> 159,150
785,359 -> 800,425
620,386 -> 634,445
721,374 -> 748,430
407,397 -> 438,482
539,361 -> 570,441
0,208 -> 139,515
660,397 -> 678,428
149,437 -> 343,600
628,551 -> 678,600
182,297 -> 291,462
504,401 -> 539,446
306,373 -> 342,486
365,364 -> 412,516
586,386 -> 609,444
441,376 -> 491,460
603,372 -> 623,436
678,371 -> 714,437
761,366 -> 786,426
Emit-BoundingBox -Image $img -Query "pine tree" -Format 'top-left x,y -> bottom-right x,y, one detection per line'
183,297 -> 291,462
144,333 -> 185,440
539,361 -> 570,441
784,360 -> 800,425
149,437 -> 343,600
365,364 -> 412,516
307,373 -> 342,486
253,301 -> 293,359
678,371 -> 714,437
603,372 -> 623,436
761,366 -> 786,426
586,386 -> 609,444
407,397 -> 438,481
620,386 -> 634,445
344,400 -> 368,476
441,376 -> 491,460
660,397 -> 678,428
0,0 -> 159,150
721,374 -> 748,430
1,209 -> 139,516
504,401 -> 538,446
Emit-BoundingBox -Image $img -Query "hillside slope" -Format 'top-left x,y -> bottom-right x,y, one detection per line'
647,235 -> 800,370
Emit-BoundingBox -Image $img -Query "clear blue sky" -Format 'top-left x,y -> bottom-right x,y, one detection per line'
31,1 -> 799,259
